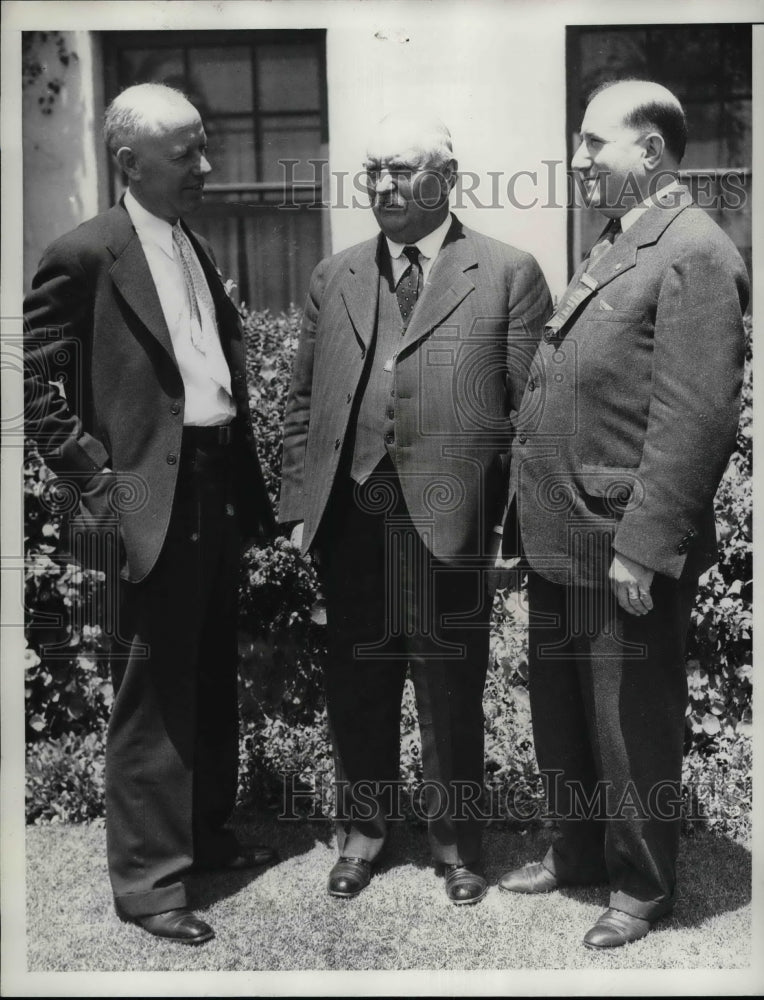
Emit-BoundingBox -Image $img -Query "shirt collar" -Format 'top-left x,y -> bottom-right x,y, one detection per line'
124,189 -> 175,259
385,212 -> 453,261
619,178 -> 683,233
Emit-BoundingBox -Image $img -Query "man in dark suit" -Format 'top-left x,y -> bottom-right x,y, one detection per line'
24,83 -> 276,944
280,111 -> 552,904
499,81 -> 748,947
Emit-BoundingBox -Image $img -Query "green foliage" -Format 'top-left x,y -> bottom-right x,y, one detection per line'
684,317 -> 752,747
24,447 -> 112,742
26,731 -> 106,825
23,308 -> 753,835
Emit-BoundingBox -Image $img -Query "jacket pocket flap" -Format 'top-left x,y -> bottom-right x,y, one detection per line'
580,465 -> 643,506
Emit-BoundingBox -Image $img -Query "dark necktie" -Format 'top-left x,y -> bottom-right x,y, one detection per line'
586,216 -> 622,268
396,245 -> 422,327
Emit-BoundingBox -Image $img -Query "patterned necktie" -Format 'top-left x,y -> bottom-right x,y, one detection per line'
172,222 -> 217,354
396,245 -> 422,328
586,217 -> 622,269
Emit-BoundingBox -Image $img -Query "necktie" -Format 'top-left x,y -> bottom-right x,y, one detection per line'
396,245 -> 422,328
586,217 -> 622,269
172,222 -> 217,355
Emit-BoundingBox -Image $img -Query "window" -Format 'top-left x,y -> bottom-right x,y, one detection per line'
102,30 -> 328,312
566,25 -> 752,280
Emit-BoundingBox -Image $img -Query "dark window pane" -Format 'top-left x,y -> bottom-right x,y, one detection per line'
723,100 -> 752,165
119,48 -> 184,87
257,44 -> 321,111
577,30 -> 647,110
682,100 -> 722,169
188,46 -> 253,114
653,27 -> 722,100
205,117 -> 256,183
260,116 -> 323,183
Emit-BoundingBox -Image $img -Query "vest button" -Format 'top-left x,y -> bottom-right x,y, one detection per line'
517,434 -> 527,445
387,408 -> 394,419
334,438 -> 341,450
384,432 -> 394,445
346,393 -> 352,404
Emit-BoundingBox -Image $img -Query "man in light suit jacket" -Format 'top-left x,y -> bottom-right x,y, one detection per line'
24,84 -> 276,944
280,111 -> 552,904
499,81 -> 748,947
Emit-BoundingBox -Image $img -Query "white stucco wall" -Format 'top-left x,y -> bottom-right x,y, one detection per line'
21,30 -> 101,285
325,4 -> 568,298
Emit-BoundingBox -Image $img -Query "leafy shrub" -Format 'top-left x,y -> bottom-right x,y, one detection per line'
26,731 -> 106,825
23,308 -> 753,835
24,447 -> 113,743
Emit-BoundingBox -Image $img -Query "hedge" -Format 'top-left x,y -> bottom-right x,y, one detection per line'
24,308 -> 753,842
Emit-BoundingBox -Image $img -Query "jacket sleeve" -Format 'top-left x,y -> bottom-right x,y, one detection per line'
24,242 -> 112,495
277,257 -> 329,524
613,241 -> 748,578
506,251 -> 553,411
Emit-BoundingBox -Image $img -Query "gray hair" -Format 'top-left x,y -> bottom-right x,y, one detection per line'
103,83 -> 197,154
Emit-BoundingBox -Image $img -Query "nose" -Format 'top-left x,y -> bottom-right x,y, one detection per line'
374,171 -> 395,195
194,154 -> 212,176
571,140 -> 589,171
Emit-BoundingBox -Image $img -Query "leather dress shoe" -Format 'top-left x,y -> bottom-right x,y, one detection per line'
498,861 -> 560,894
583,908 -> 651,949
444,864 -> 488,905
136,907 -> 214,945
327,856 -> 372,898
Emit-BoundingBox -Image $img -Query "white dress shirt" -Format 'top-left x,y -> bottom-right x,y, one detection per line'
124,189 -> 235,426
386,211 -> 453,287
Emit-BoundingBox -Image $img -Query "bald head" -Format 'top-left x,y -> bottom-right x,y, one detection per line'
104,83 -> 211,224
588,80 -> 687,164
365,111 -> 454,171
363,111 -> 457,244
104,83 -> 201,155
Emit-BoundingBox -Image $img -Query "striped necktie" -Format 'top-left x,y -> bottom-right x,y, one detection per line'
172,222 -> 217,355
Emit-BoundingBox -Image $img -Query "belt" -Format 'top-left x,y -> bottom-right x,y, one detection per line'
181,423 -> 233,448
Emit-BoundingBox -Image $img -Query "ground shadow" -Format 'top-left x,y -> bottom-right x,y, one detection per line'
478,823 -> 751,929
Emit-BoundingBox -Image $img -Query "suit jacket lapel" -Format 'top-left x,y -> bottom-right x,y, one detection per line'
340,236 -> 380,350
399,219 -> 476,353
549,187 -> 693,337
106,201 -> 177,364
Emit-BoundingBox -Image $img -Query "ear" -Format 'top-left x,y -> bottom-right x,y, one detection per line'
442,157 -> 459,194
115,146 -> 140,180
642,132 -> 665,170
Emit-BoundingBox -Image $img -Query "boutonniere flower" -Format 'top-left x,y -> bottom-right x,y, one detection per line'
215,267 -> 239,304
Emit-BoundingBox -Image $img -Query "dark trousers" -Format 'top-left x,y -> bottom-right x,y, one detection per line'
526,569 -> 696,921
318,460 -> 490,866
106,437 -> 241,918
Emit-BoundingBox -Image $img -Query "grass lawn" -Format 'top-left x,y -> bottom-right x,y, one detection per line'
22,812 -> 752,974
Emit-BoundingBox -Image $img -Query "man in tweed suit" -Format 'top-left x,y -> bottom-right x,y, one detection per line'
499,81 -> 748,947
280,111 -> 551,904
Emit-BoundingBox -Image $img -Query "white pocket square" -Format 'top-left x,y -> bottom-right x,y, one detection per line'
599,299 -> 614,311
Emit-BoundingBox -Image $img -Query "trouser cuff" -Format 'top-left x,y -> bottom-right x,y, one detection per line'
114,882 -> 187,919
609,889 -> 675,922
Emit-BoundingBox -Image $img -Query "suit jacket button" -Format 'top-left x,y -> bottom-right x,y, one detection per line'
346,393 -> 352,404
384,432 -> 394,445
517,433 -> 527,445
334,438 -> 341,450
170,402 -> 181,415
167,453 -> 177,465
